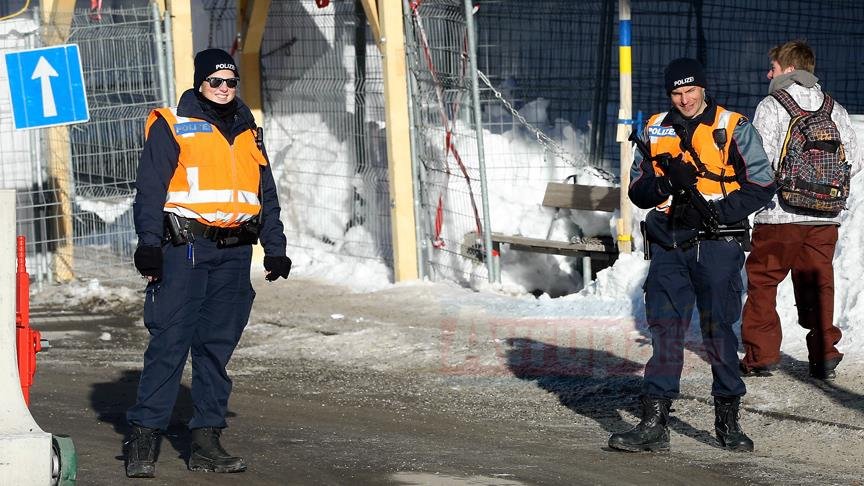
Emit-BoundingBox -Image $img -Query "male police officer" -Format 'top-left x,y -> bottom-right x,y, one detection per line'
124,49 -> 292,477
609,58 -> 775,453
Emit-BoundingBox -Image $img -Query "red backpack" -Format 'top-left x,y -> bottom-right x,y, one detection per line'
771,89 -> 850,217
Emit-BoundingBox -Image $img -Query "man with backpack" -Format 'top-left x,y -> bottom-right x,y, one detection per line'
741,40 -> 861,380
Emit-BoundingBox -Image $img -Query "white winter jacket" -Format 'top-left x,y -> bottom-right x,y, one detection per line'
752,81 -> 861,225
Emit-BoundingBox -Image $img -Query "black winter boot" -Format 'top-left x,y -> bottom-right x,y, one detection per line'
714,396 -> 754,452
608,396 -> 671,452
188,427 -> 247,473
124,425 -> 158,478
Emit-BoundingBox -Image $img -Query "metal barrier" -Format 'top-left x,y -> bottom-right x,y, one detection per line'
0,7 -> 169,285
404,0 -> 488,283
258,1 -> 393,268
5,2 -> 858,289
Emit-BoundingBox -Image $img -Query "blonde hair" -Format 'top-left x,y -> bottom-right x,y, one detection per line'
769,40 -> 815,73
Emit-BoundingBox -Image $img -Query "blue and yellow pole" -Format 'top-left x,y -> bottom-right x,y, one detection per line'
616,0 -> 633,253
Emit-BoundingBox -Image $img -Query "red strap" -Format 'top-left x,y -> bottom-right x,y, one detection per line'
433,195 -> 445,248
315,0 -> 330,8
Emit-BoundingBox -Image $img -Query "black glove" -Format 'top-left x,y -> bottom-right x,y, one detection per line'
663,155 -> 698,191
264,255 -> 292,281
676,205 -> 703,229
656,176 -> 674,196
134,246 -> 163,280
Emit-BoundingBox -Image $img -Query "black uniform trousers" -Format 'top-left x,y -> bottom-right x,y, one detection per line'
642,238 -> 746,399
127,237 -> 254,430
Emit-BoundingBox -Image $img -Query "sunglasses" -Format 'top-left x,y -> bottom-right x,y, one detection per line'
205,76 -> 239,89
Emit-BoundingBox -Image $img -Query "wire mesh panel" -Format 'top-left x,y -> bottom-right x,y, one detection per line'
407,0 -> 617,289
259,1 -> 392,269
474,0 -> 612,169
67,7 -> 165,282
0,15 -> 50,280
406,0 -> 489,284
627,0 -> 864,122
200,0 -> 237,52
471,0 -> 864,176
0,7 -> 168,284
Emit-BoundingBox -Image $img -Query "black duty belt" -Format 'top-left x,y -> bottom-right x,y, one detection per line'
183,218 -> 244,240
165,213 -> 259,248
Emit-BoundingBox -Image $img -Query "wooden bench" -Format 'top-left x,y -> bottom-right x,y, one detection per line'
486,183 -> 622,287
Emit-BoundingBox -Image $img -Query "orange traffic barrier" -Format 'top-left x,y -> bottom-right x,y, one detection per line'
15,236 -> 41,407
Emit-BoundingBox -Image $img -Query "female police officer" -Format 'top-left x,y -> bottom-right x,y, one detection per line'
124,49 -> 292,477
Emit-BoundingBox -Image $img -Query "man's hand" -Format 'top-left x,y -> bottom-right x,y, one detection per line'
663,155 -> 698,191
264,255 -> 292,281
134,246 -> 163,281
676,205 -> 703,229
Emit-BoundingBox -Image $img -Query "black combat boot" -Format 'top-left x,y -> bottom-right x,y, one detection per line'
124,425 -> 158,478
714,396 -> 754,452
188,427 -> 247,473
608,396 -> 671,452
809,355 -> 842,380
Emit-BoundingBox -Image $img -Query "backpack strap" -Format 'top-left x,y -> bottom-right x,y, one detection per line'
817,92 -> 834,116
770,89 -> 806,117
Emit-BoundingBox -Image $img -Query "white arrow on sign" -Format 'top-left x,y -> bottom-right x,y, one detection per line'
31,56 -> 59,118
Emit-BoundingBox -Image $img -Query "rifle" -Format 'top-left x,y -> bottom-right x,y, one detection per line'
628,127 -> 747,241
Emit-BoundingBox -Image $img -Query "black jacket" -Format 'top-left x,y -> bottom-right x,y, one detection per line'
133,89 -> 287,256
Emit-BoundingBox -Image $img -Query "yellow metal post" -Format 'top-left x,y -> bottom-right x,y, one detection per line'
379,0 -> 418,281
41,0 -> 76,282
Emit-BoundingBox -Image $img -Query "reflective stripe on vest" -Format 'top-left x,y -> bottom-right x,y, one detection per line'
146,108 -> 267,227
645,106 -> 742,198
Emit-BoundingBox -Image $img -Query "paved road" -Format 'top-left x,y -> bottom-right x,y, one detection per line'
32,365 -> 758,486
25,280 -> 773,486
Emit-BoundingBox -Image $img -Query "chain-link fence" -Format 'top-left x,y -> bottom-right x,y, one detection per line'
0,6 -> 169,285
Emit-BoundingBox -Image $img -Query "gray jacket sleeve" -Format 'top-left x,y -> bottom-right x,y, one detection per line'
711,119 -> 777,224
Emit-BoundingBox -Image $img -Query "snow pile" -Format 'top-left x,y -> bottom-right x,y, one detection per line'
31,278 -> 141,315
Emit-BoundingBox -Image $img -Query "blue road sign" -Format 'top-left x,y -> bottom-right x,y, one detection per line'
4,44 -> 89,130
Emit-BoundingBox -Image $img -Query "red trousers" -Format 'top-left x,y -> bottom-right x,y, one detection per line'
741,224 -> 843,368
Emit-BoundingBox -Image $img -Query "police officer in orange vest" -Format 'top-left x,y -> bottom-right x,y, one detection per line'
608,58 -> 775,453
124,49 -> 291,478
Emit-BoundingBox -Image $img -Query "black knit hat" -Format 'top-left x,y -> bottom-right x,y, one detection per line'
664,57 -> 706,94
193,48 -> 238,89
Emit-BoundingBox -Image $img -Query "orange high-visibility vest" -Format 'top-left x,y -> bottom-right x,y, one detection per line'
645,107 -> 742,198
145,108 -> 267,228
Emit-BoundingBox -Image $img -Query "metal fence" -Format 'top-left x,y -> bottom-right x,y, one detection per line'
407,0 -> 864,288
5,1 -> 861,289
257,1 -> 393,269
475,0 -> 864,172
405,0 -> 488,284
0,6 -> 169,285
406,0 -> 612,288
